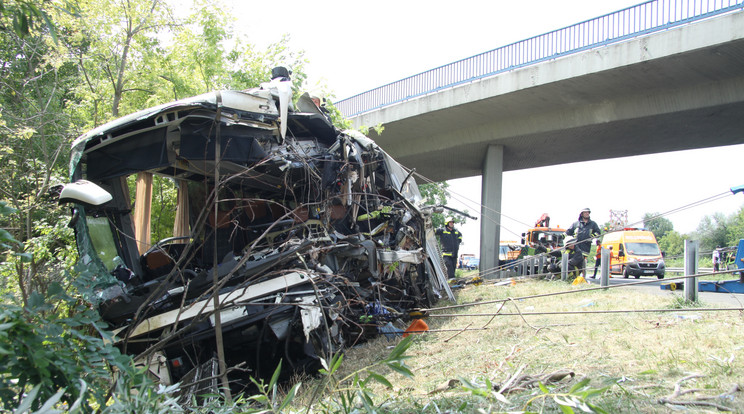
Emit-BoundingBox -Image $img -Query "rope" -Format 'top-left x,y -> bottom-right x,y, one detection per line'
428,307 -> 744,318
423,270 -> 741,313
408,163 -> 740,280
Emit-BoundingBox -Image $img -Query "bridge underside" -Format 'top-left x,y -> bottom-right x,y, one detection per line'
352,12 -> 744,272
362,35 -> 744,181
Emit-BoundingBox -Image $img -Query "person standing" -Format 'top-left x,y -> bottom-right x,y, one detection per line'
713,246 -> 721,272
436,217 -> 462,279
592,239 -> 602,278
565,208 -> 601,279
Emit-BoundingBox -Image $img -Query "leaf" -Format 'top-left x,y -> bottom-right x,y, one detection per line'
386,362 -> 414,379
46,282 -> 64,297
569,377 -> 590,393
367,371 -> 392,388
34,388 -> 66,413
13,384 -> 40,414
0,202 -> 16,215
0,229 -> 20,246
558,405 -> 575,414
554,395 -> 578,407
14,252 -> 32,263
586,402 -> 609,414
269,360 -> 282,390
493,391 -> 510,404
330,353 -> 344,374
577,401 -> 594,413
386,335 -> 413,361
278,381 -> 300,411
28,292 -> 46,310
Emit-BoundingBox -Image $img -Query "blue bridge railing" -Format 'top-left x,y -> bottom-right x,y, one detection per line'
336,0 -> 744,118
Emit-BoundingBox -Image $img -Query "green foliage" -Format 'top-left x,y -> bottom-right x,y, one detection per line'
694,212 -> 730,251
240,361 -> 301,413
0,19 -> 77,243
311,336 -> 415,413
523,378 -> 609,414
102,374 -> 183,413
658,230 -> 685,259
418,182 -> 468,228
726,206 -> 744,246
458,375 -> 610,413
323,100 -> 352,130
127,175 -> 178,243
0,201 -> 20,252
0,0 -> 61,41
642,212 -> 673,240
0,281 -> 134,412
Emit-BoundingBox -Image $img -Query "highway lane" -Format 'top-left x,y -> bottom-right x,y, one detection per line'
586,275 -> 744,307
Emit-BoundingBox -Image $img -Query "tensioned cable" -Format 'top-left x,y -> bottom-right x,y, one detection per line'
358,152 -> 740,280
627,191 -> 734,229
421,270 -> 742,313
427,307 -> 744,318
384,304 -> 744,336
410,165 -> 737,237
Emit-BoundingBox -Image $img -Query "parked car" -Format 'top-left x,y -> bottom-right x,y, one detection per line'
461,255 -> 480,270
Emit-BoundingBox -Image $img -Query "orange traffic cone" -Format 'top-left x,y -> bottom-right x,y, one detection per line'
403,319 -> 429,338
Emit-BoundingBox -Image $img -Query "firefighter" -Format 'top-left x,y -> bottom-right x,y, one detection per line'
436,217 -> 462,279
565,208 -> 601,278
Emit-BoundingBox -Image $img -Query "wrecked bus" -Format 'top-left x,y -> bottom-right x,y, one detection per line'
60,69 -> 453,395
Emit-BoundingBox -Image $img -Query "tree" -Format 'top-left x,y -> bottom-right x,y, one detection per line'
58,0 -> 176,128
694,212 -> 730,252
0,0 -> 60,40
0,9 -> 82,303
725,206 -> 744,246
418,181 -> 469,229
642,212 -> 674,240
658,230 -> 685,259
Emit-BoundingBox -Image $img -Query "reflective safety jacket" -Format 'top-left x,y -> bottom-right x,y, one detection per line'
435,227 -> 462,257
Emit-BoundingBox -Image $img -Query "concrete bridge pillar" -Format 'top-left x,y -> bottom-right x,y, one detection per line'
480,145 -> 503,276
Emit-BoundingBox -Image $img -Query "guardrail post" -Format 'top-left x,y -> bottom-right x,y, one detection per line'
538,255 -> 545,278
684,240 -> 699,302
528,256 -> 535,276
600,247 -> 610,288
561,251 -> 568,281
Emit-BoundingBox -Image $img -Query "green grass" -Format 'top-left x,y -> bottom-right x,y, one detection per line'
291,278 -> 744,413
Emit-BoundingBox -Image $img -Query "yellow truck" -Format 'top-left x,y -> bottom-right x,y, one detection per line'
601,229 -> 665,279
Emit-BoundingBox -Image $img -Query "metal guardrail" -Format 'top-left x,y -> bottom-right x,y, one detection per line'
667,267 -> 713,273
336,0 -> 744,118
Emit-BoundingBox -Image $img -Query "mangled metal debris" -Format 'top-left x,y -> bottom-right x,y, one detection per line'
61,68 -> 453,395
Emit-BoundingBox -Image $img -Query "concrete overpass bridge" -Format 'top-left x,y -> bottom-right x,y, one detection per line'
336,0 -> 744,272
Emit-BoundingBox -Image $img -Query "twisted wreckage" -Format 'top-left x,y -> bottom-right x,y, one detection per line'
61,68 -> 454,394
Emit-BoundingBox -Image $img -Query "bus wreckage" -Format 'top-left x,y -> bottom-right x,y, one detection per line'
61,68 -> 454,395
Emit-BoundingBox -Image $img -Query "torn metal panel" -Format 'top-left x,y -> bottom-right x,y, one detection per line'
378,249 -> 424,264
62,68 -> 454,396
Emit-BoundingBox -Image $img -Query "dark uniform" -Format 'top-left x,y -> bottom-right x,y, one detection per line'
436,222 -> 462,279
565,208 -> 601,277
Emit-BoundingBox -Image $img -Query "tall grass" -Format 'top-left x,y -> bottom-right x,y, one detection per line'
295,279 -> 744,412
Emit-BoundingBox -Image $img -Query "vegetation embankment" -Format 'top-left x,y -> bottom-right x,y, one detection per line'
293,278 -> 744,413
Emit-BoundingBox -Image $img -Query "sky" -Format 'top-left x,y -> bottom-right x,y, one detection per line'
226,0 -> 744,255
